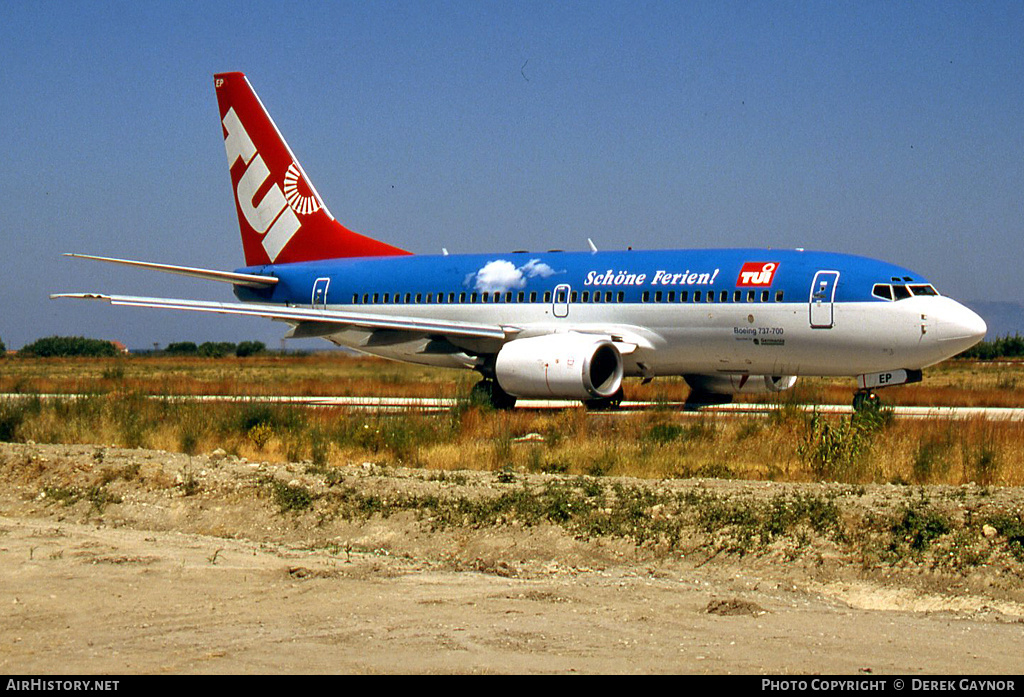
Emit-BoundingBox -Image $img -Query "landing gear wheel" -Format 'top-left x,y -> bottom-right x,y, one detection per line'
852,390 -> 880,412
584,387 -> 625,411
470,379 -> 517,410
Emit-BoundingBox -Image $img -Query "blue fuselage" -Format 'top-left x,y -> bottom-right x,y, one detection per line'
231,247 -> 984,380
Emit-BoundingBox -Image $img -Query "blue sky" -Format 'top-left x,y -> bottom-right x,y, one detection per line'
1,1 -> 1021,348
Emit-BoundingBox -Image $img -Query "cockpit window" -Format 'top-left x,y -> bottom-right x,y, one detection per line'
892,284 -> 912,300
873,282 -> 940,301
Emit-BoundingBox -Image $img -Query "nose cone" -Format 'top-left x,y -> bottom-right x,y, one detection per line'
935,300 -> 987,352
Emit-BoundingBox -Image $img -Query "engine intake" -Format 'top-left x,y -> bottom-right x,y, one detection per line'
495,334 -> 624,400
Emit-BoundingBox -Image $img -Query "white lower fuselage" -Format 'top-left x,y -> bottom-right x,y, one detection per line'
311,294 -> 982,379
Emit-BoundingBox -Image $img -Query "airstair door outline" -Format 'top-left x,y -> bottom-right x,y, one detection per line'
553,284 -> 571,318
809,271 -> 839,328
312,277 -> 330,309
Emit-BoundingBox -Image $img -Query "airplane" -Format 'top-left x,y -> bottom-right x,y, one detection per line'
54,71 -> 987,411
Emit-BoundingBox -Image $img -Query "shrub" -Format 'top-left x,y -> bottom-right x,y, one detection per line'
165,342 -> 198,355
912,438 -> 952,484
235,341 -> 266,357
19,336 -> 118,357
198,342 -> 236,358
0,400 -> 26,441
891,503 -> 950,552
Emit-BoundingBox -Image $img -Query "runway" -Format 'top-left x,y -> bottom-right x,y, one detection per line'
4,393 -> 1023,420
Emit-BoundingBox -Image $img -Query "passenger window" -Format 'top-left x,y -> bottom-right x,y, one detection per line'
667,291 -> 675,302
529,292 -> 537,303
544,291 -> 552,303
775,290 -> 784,302
693,291 -> 702,302
654,291 -> 662,303
706,291 -> 714,303
679,291 -> 688,302
746,290 -> 755,303
733,290 -> 742,303
616,292 -> 624,303
583,291 -> 590,303
720,290 -> 728,302
352,294 -> 359,304
459,292 -> 466,303
517,291 -> 525,303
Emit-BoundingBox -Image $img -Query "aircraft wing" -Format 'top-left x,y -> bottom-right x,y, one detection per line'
51,293 -> 515,341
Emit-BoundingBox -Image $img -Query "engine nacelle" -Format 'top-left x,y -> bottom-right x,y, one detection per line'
684,374 -> 798,395
495,334 -> 624,400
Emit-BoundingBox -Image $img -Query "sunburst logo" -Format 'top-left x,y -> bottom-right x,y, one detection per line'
282,163 -> 322,215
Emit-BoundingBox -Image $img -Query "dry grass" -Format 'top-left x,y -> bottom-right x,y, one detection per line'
2,354 -> 1022,407
0,355 -> 474,399
1,354 -> 1022,485
2,387 -> 1023,486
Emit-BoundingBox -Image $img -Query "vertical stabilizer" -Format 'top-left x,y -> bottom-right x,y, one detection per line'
214,72 -> 410,266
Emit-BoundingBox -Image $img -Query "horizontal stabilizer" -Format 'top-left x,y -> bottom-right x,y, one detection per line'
63,253 -> 278,288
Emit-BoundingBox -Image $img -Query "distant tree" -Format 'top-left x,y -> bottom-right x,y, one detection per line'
198,341 -> 237,358
165,341 -> 199,355
0,336 -> 5,354
958,334 -> 1024,360
235,340 -> 266,357
19,336 -> 118,358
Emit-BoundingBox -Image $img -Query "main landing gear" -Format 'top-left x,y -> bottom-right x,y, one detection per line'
584,387 -> 625,411
470,379 -> 517,410
469,380 -> 627,410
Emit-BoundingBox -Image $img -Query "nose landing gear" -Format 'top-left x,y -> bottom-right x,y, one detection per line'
852,369 -> 922,412
852,390 -> 881,412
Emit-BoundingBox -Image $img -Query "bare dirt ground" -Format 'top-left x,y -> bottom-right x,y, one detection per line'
1,442 -> 1022,674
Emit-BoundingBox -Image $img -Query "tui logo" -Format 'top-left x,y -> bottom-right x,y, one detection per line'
736,262 -> 778,287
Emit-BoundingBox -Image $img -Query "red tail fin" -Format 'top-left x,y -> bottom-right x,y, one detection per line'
214,72 -> 410,266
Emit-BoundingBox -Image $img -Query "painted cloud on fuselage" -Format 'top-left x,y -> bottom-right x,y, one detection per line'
466,259 -> 559,293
